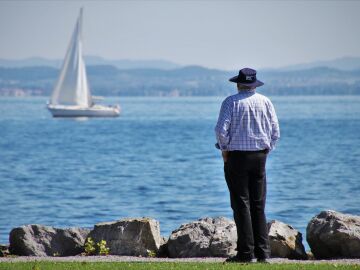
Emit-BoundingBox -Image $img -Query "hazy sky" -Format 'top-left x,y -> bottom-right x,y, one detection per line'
0,0 -> 359,70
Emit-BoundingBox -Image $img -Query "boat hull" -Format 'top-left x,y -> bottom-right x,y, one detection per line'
48,105 -> 120,117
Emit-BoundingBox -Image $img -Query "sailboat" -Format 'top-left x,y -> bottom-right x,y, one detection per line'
47,8 -> 120,117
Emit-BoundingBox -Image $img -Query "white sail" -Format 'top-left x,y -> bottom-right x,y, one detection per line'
50,8 -> 92,107
48,8 -> 120,118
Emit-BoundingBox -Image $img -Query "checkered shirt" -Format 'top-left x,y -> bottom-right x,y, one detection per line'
215,90 -> 280,151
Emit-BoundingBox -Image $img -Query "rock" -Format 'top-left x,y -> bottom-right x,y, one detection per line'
167,217 -> 237,258
306,251 -> 315,260
307,210 -> 360,259
267,220 -> 307,259
88,217 -> 161,256
9,225 -> 90,256
0,244 -> 10,257
157,236 -> 169,257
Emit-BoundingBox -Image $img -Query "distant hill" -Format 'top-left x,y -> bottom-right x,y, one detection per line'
3,55 -> 360,71
0,56 -> 181,70
280,56 -> 360,71
0,57 -> 62,69
1,65 -> 359,96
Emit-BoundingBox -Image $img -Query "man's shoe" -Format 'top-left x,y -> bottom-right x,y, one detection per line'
257,258 -> 269,263
224,255 -> 253,264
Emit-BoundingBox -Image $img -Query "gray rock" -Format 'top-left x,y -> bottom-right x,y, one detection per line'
307,210 -> 360,259
9,225 -> 90,256
157,236 -> 169,257
0,244 -> 10,257
167,217 -> 237,258
88,217 -> 161,256
307,251 -> 315,260
267,220 -> 307,259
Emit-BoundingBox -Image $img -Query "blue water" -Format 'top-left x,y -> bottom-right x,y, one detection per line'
1,96 -> 360,251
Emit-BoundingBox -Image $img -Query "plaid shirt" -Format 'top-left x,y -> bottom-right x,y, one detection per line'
215,90 -> 280,151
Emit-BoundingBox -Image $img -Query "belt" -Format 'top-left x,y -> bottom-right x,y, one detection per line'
230,149 -> 269,154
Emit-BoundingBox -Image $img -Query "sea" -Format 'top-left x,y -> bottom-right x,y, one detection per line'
1,95 -> 360,250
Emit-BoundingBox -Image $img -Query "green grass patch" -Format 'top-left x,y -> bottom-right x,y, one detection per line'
0,262 -> 359,270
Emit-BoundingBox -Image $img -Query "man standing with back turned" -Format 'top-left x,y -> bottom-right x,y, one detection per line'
215,68 -> 280,263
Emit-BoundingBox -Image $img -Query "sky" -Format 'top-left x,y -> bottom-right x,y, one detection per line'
0,0 -> 359,70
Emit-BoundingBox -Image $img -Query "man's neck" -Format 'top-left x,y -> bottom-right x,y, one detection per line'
238,89 -> 256,93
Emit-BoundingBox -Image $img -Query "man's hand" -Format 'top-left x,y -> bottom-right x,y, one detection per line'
222,151 -> 229,163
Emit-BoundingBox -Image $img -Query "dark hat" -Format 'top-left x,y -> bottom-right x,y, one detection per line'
229,68 -> 264,88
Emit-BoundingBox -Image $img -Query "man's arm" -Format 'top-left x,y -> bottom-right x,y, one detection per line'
215,98 -> 232,159
269,101 -> 280,150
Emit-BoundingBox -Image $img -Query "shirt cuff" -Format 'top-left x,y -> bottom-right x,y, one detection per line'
270,140 -> 278,150
215,142 -> 228,151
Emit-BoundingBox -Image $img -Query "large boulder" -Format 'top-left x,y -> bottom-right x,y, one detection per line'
9,225 -> 90,256
167,217 -> 237,258
267,220 -> 307,259
88,217 -> 161,256
307,210 -> 360,259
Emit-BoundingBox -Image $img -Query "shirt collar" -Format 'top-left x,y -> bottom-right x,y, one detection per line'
237,89 -> 256,96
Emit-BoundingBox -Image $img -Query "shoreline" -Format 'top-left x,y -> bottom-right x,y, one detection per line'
2,212 -> 360,261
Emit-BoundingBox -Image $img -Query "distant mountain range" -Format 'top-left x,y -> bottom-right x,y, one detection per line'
0,56 -> 359,96
279,56 -> 360,71
2,56 -> 360,71
0,56 -> 181,70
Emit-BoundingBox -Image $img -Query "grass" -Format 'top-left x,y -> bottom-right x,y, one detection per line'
0,262 -> 359,270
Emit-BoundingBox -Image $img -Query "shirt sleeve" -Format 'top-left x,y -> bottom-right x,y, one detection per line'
215,97 -> 232,151
268,100 -> 280,150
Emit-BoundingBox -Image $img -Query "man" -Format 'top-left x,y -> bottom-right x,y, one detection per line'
215,68 -> 280,263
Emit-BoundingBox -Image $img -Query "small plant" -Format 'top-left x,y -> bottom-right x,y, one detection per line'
52,252 -> 60,257
84,237 -> 110,256
146,249 -> 156,258
97,240 -> 110,256
84,237 -> 96,256
32,264 -> 41,270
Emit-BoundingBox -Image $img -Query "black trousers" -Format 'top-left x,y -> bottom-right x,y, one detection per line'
224,150 -> 270,260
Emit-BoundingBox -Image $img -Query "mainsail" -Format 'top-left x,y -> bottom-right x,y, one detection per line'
50,8 -> 92,107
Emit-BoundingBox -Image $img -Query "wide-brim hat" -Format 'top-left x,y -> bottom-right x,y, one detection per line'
229,68 -> 264,88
